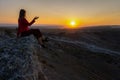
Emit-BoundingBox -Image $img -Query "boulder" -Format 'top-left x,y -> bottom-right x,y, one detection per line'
0,36 -> 47,80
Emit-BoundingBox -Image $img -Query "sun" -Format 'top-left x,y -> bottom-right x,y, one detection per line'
65,19 -> 80,29
69,20 -> 78,28
70,21 -> 76,26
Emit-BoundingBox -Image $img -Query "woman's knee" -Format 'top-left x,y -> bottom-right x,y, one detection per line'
31,29 -> 42,38
32,29 -> 40,33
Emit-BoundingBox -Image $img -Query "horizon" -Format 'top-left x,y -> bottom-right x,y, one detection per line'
0,0 -> 120,28
0,23 -> 120,29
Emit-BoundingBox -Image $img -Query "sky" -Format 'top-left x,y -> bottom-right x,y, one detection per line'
0,0 -> 120,28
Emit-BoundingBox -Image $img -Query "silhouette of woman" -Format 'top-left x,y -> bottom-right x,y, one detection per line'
17,9 -> 46,48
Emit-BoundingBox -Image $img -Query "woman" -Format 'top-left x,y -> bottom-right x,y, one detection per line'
17,9 -> 46,48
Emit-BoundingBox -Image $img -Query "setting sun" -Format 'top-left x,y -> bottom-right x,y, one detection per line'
65,19 -> 80,29
70,21 -> 76,26
68,20 -> 78,28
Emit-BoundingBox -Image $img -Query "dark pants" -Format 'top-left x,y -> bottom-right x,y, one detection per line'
20,29 -> 42,40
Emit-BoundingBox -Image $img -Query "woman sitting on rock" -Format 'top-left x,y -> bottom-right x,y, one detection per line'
17,9 -> 47,48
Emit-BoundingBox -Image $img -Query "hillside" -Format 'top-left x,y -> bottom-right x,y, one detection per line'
0,27 -> 120,80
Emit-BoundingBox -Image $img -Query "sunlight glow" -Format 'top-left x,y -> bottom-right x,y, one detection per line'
70,21 -> 76,26
68,20 -> 78,28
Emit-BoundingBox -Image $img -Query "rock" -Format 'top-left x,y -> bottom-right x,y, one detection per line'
0,36 -> 47,80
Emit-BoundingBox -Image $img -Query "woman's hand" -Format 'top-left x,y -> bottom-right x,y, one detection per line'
34,16 -> 39,20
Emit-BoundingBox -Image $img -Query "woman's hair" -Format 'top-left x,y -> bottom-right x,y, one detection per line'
19,9 -> 26,19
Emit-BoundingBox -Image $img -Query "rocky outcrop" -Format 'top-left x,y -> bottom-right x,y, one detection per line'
0,28 -> 120,80
0,36 -> 47,80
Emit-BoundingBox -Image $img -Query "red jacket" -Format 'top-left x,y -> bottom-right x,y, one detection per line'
17,18 -> 35,37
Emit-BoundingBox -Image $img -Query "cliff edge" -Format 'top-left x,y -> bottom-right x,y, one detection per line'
0,35 -> 47,80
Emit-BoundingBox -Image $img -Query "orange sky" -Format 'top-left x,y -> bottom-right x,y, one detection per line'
0,0 -> 120,28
